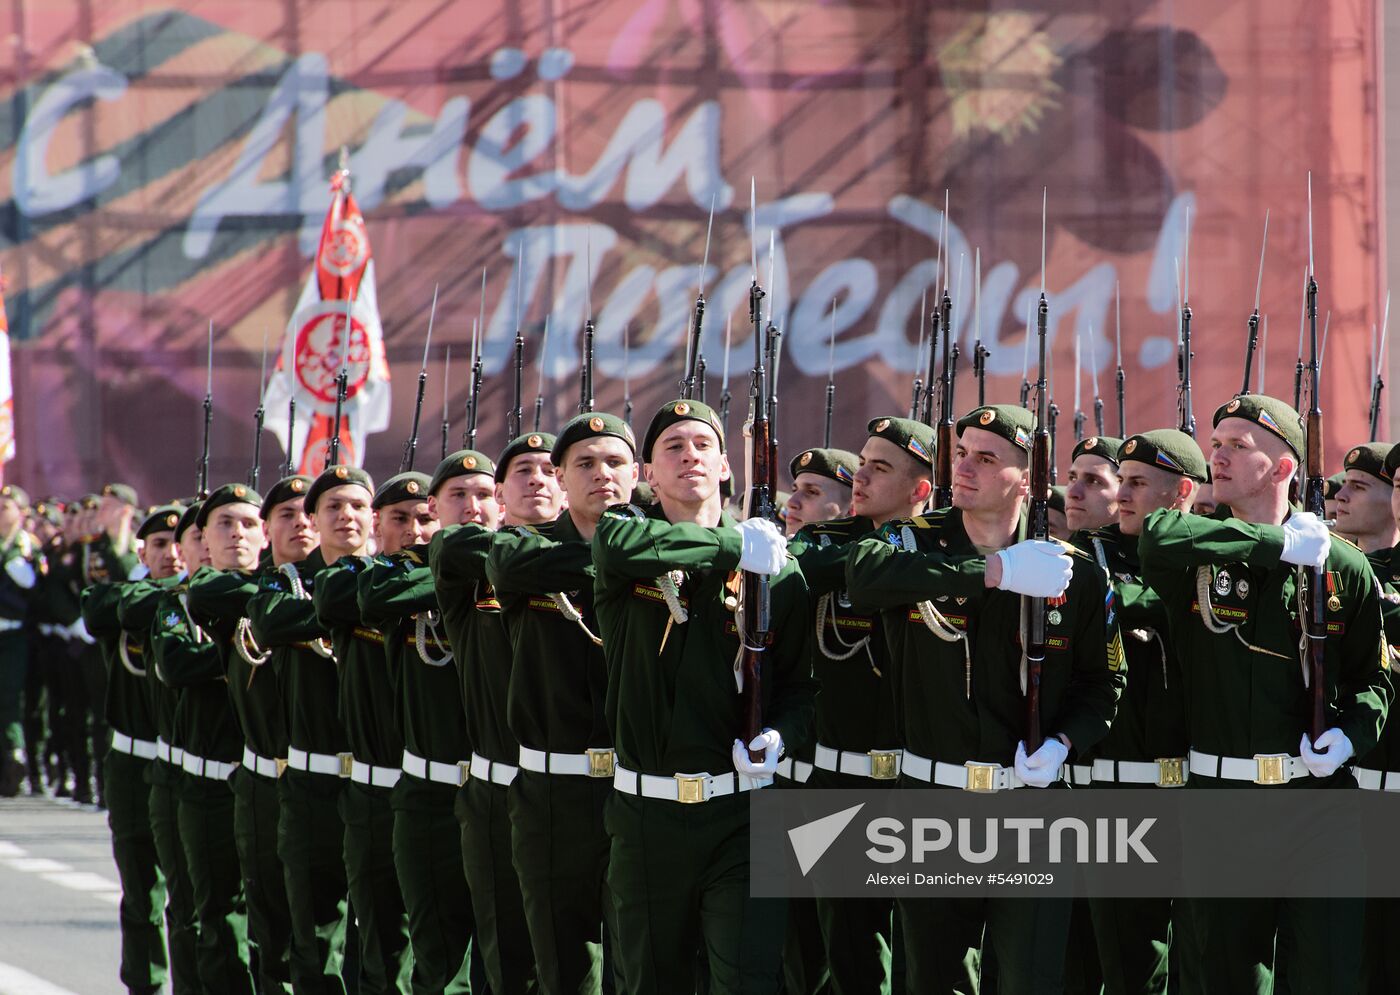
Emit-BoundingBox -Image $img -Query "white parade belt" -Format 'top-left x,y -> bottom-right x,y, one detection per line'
1188,749 -> 1309,785
285,746 -> 353,778
901,750 -> 1030,791
180,751 -> 238,781
349,760 -> 401,788
613,763 -> 770,804
241,747 -> 286,779
1089,758 -> 1188,787
1352,766 -> 1400,791
813,743 -> 902,781
518,745 -> 616,778
109,731 -> 158,761
775,758 -> 813,783
469,752 -> 519,787
402,750 -> 470,787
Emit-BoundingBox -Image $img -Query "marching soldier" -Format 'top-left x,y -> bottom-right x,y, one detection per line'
484,413 -> 637,994
1137,394 -> 1389,992
786,425 -> 932,994
26,498 -> 65,795
151,502 -> 255,995
782,447 -> 857,537
592,398 -> 816,994
1333,444 -> 1398,554
845,403 -> 1122,993
0,483 -> 36,795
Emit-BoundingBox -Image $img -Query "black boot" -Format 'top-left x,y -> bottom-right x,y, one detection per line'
0,750 -> 23,798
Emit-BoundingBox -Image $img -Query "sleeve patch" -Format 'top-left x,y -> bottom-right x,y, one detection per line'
1107,629 -> 1125,672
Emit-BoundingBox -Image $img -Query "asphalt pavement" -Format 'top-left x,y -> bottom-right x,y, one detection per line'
0,793 -> 124,995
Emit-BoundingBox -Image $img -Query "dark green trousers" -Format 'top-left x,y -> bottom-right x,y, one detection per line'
277,768 -> 349,995
1361,898 -> 1400,993
457,777 -> 538,994
232,767 -> 293,993
1087,896 -> 1170,995
1189,897 -> 1362,994
178,772 -> 254,995
341,780 -> 412,994
897,894 -> 1070,995
392,775 -> 477,994
105,749 -> 168,995
148,762 -> 200,995
605,789 -> 786,994
508,770 -> 617,994
0,629 -> 24,754
81,644 -> 108,800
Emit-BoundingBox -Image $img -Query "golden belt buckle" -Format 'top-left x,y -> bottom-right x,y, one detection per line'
675,773 -> 707,804
869,751 -> 899,781
338,753 -> 354,778
965,761 -> 998,793
587,749 -> 616,778
1155,757 -> 1186,787
458,761 -> 471,786
275,757 -> 288,778
1254,753 -> 1287,785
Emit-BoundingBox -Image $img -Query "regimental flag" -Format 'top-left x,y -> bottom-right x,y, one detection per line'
265,161 -> 390,474
0,270 -> 14,469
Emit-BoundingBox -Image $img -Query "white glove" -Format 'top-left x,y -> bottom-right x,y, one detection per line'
4,556 -> 36,590
735,518 -> 788,576
733,728 -> 783,778
1280,512 -> 1331,569
1300,729 -> 1354,778
67,617 -> 95,645
994,540 -> 1073,598
1014,738 -> 1070,788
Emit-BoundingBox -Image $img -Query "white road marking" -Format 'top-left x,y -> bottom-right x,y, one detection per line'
0,841 -> 25,858
40,872 -> 121,894
4,858 -> 68,874
0,961 -> 83,995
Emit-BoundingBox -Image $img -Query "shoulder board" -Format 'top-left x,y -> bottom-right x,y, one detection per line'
602,503 -> 649,522
801,516 -> 865,540
1054,538 -> 1093,561
397,549 -> 423,566
1331,532 -> 1363,554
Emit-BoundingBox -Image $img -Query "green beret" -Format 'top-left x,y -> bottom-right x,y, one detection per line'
175,502 -> 202,541
372,472 -> 432,510
1048,485 -> 1066,514
789,447 -> 858,488
305,466 -> 374,514
138,504 -> 185,540
495,433 -> 557,483
429,450 -> 495,496
1342,443 -> 1392,483
79,494 -> 100,511
1118,429 -> 1209,481
866,416 -> 935,466
631,480 -> 656,506
641,400 -> 726,462
1382,444 -> 1400,482
955,404 -> 1034,453
1070,436 -> 1122,466
0,484 -> 29,507
551,412 -> 637,465
1324,472 -> 1345,499
195,483 -> 263,530
1213,393 -> 1304,458
101,483 -> 139,507
260,475 -> 313,519
34,499 -> 63,526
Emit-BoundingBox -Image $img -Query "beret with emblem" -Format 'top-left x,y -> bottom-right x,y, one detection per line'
175,502 -> 203,541
1118,429 -> 1209,481
1213,393 -> 1304,458
1070,436 -> 1123,466
789,447 -> 859,488
0,484 -> 29,508
955,404 -> 1035,453
138,504 -> 186,540
372,472 -> 432,510
641,399 -> 726,462
1325,472 -> 1346,499
305,465 -> 374,514
551,412 -> 636,465
1343,442 -> 1392,483
80,494 -> 100,511
866,416 -> 935,466
1048,485 -> 1067,514
260,475 -> 313,519
102,482 -> 139,507
34,500 -> 63,526
429,450 -> 496,496
1382,444 -> 1400,482
495,433 -> 558,483
195,482 -> 264,530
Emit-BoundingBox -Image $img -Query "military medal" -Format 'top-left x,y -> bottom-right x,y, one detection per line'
1236,579 -> 1249,597
1214,570 -> 1232,597
1048,610 -> 1062,625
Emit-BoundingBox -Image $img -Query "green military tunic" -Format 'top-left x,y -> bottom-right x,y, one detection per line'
359,546 -> 479,995
150,578 -> 254,995
82,577 -> 169,995
0,530 -> 35,788
79,532 -> 139,803
313,555 -> 412,995
187,566 -> 294,994
247,549 -> 350,995
429,524 -> 537,995
1138,508 -> 1389,994
846,507 -> 1123,994
591,503 -> 816,995
486,511 -> 619,994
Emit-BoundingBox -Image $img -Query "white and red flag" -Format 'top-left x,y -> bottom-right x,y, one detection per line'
266,162 -> 390,474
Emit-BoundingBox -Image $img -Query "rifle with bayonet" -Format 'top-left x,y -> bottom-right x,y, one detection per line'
1088,326 -> 1104,437
1115,283 -> 1126,435
441,345 -> 451,460
327,299 -> 352,466
910,290 -> 928,419
1370,293 -> 1390,441
578,236 -> 596,416
401,285 -> 438,473
198,320 -> 213,498
1177,213 -> 1196,438
1073,331 -> 1085,444
932,285 -> 955,509
1240,212 -> 1270,397
1302,174 -> 1327,742
719,315 -> 733,442
533,317 -> 549,433
973,249 -> 988,407
1020,301 -> 1033,409
622,324 -> 633,428
249,328 -> 268,490
680,197 -> 716,400
1024,189 -> 1052,754
464,318 -> 482,450
824,300 -> 837,448
696,356 -> 707,404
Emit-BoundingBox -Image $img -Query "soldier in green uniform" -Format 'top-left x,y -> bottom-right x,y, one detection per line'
1333,443 -> 1398,555
248,466 -> 372,995
360,463 -> 480,995
592,398 -> 816,994
152,502 -> 255,995
485,413 -> 636,994
37,496 -> 89,797
429,438 -> 561,995
782,446 -> 857,537
119,505 -> 201,995
1068,431 -> 1205,995
25,498 -> 64,795
312,471 -> 427,995
1064,435 -> 1122,535
0,484 -> 36,795
785,429 -> 929,995
188,481 -> 301,995
82,503 -> 179,995
845,403 -> 1122,994
1136,394 -> 1389,993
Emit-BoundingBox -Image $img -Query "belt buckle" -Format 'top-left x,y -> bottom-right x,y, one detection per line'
965,761 -> 998,793
587,749 -> 615,778
1155,757 -> 1186,787
675,774 -> 707,804
275,758 -> 288,778
338,752 -> 354,778
869,751 -> 899,781
458,761 -> 471,786
1254,753 -> 1287,785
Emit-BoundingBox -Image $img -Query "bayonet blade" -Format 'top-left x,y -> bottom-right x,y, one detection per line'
698,193 -> 716,297
1254,210 -> 1270,313
421,283 -> 439,370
